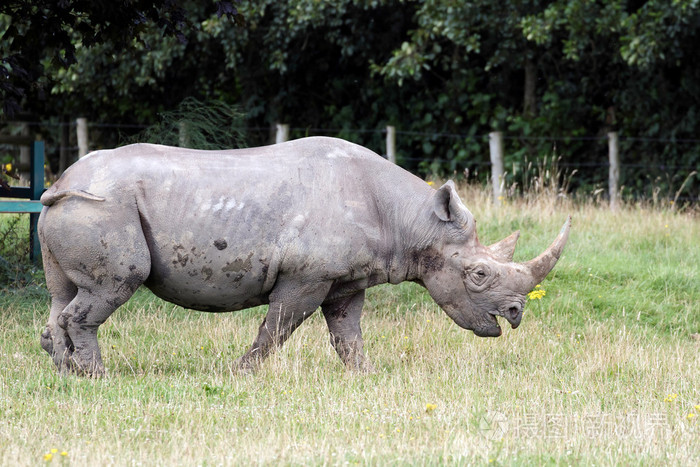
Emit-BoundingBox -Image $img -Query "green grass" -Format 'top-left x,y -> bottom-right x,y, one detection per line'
1,188 -> 698,466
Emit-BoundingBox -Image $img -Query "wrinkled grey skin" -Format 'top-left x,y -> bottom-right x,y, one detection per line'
38,137 -> 570,376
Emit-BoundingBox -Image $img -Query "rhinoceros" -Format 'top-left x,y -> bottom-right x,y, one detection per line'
38,137 -> 570,376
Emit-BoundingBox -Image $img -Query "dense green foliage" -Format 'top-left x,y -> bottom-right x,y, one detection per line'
0,0 -> 240,116
1,1 -> 699,197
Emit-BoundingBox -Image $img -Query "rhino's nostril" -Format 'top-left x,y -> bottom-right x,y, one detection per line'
508,306 -> 520,317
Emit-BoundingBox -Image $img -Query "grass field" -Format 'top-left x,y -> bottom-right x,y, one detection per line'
1,186 -> 698,466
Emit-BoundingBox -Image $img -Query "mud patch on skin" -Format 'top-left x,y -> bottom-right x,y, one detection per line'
172,244 -> 189,267
57,312 -> 70,330
201,266 -> 214,281
414,248 -> 445,273
115,270 -> 146,295
214,239 -> 228,250
175,252 -> 189,267
72,305 -> 93,324
222,252 -> 253,275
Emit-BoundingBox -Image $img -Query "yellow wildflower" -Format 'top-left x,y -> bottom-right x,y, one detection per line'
425,403 -> 437,413
663,393 -> 678,402
50,449 -> 58,454
43,453 -> 53,462
527,286 -> 546,300
687,413 -> 696,421
427,181 -> 434,186
60,451 -> 68,457
695,404 -> 700,411
4,163 -> 11,172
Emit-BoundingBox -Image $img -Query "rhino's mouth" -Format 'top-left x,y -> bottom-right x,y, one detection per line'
473,312 -> 502,338
441,303 -> 502,337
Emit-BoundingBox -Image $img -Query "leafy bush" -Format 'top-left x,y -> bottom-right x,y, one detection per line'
128,97 -> 247,150
0,214 -> 42,289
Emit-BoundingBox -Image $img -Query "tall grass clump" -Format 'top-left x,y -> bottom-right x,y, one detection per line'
128,97 -> 247,150
0,177 -> 698,466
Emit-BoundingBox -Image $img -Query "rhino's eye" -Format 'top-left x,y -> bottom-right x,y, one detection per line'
468,267 -> 489,285
472,269 -> 486,280
463,264 -> 492,292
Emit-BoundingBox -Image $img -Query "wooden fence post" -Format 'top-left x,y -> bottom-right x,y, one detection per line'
19,123 -> 30,170
77,117 -> 89,158
178,121 -> 190,147
608,132 -> 620,210
59,120 -> 69,175
275,123 -> 289,144
385,125 -> 396,163
489,131 -> 504,205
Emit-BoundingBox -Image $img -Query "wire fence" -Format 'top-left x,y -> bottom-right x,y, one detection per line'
1,120 -> 698,202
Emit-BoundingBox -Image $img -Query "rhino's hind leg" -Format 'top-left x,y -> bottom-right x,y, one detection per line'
237,280 -> 332,373
59,258 -> 149,376
322,290 -> 374,372
40,246 -> 78,372
59,290 -> 123,376
40,206 -> 151,376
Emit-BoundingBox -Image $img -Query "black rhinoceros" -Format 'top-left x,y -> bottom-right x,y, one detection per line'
38,137 -> 570,376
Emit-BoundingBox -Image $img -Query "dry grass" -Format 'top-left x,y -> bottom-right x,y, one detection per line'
1,185 -> 698,466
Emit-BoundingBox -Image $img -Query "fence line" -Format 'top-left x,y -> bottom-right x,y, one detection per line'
2,119 -> 698,207
5,119 -> 700,147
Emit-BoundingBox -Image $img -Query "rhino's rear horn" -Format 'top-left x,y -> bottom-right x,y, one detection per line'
523,216 -> 571,287
487,230 -> 520,262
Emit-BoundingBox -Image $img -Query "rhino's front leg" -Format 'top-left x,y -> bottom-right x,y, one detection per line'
322,290 -> 374,372
237,280 -> 332,373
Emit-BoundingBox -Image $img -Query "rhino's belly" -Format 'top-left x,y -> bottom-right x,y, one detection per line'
143,240 -> 275,312
145,280 -> 269,312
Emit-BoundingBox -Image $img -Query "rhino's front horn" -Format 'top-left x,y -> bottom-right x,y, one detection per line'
523,216 -> 572,287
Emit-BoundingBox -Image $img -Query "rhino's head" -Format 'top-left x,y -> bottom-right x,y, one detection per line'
420,182 -> 571,337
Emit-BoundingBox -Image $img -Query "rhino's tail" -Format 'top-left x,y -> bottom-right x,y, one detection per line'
41,189 -> 106,206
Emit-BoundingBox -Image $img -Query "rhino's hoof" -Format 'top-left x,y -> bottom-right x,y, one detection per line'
355,361 -> 376,374
68,356 -> 105,378
234,357 -> 259,376
344,356 -> 376,374
40,327 -> 54,355
71,365 -> 106,378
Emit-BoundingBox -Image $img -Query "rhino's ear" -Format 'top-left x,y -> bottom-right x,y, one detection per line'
487,230 -> 520,262
433,181 -> 474,230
